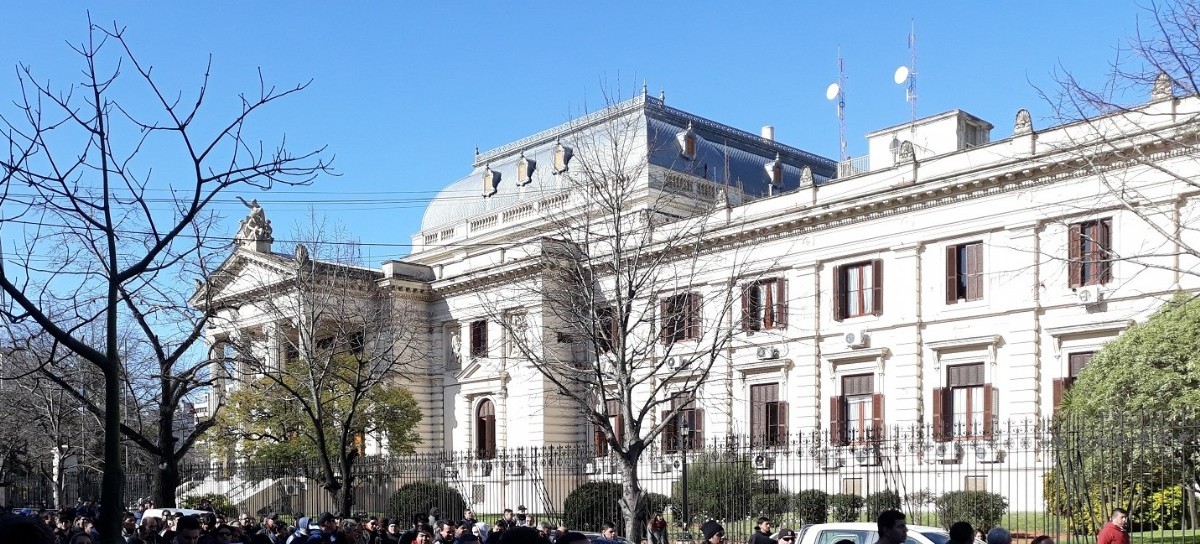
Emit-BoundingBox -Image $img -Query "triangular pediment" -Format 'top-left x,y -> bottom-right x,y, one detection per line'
190,249 -> 298,309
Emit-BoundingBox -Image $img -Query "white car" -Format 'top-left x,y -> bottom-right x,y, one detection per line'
796,522 -> 950,544
139,507 -> 212,520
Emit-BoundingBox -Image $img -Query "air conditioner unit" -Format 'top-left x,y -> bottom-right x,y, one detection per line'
819,450 -> 842,470
671,458 -> 685,471
583,462 -> 598,475
1074,285 -> 1103,306
751,453 -> 774,470
505,460 -> 525,476
651,458 -> 671,473
854,446 -> 881,466
844,330 -> 869,349
932,442 -> 963,463
666,356 -> 688,370
756,347 -> 780,360
974,443 -> 1002,463
443,467 -> 459,479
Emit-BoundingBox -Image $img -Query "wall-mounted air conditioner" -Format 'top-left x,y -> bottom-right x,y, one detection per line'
756,347 -> 780,360
855,446 -> 880,466
932,442 -> 962,463
752,453 -> 775,470
819,450 -> 842,470
1074,285 -> 1103,306
505,460 -> 525,476
975,443 -> 1002,463
845,330 -> 869,349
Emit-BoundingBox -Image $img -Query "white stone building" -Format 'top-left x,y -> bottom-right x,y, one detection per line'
200,81 -> 1200,511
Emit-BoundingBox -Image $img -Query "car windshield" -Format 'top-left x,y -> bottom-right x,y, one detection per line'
919,532 -> 950,544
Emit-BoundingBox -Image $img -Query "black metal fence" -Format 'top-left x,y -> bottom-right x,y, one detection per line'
3,415 -> 1197,543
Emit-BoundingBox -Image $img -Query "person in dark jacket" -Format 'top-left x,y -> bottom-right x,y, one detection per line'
748,518 -> 775,544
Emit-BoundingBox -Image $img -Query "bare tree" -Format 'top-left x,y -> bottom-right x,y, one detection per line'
479,96 -> 772,539
203,213 -> 424,516
0,20 -> 329,542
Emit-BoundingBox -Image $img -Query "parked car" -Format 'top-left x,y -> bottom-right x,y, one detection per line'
582,532 -> 632,544
795,523 -> 950,544
139,507 -> 210,520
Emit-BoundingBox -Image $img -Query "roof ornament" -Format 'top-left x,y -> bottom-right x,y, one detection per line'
517,152 -> 536,186
676,121 -> 698,160
1013,109 -> 1033,136
234,197 -> 273,253
714,187 -> 730,209
482,163 -> 500,197
897,141 -> 916,164
659,87 -> 666,104
800,165 -> 814,187
642,81 -> 648,100
764,153 -> 784,187
552,139 -> 574,175
1152,72 -> 1174,101
294,243 -> 309,265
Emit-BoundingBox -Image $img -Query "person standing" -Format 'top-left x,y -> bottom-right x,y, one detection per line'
1098,509 -> 1130,544
700,521 -> 726,544
647,512 -> 667,544
748,518 -> 775,544
876,510 -> 907,544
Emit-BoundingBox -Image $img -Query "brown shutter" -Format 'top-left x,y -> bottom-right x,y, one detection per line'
693,410 -> 704,449
1099,219 -> 1113,284
932,387 -> 948,442
871,259 -> 884,316
486,419 -> 497,457
1052,378 -> 1066,414
688,293 -> 702,340
829,396 -> 846,446
775,279 -> 788,329
594,421 -> 607,457
1068,223 -> 1083,287
777,401 -> 789,446
662,410 -> 676,452
741,284 -> 753,331
871,393 -> 885,442
946,245 -> 959,304
967,242 -> 984,301
659,299 -> 670,344
982,384 -> 995,439
763,283 -> 775,329
751,385 -> 765,448
832,265 -> 845,321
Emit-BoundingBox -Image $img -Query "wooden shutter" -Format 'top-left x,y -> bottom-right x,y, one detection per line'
762,283 -> 775,329
832,265 -> 845,321
659,299 -> 671,344
1052,378 -> 1066,414
945,245 -> 960,304
777,401 -> 789,446
687,293 -> 702,340
693,410 -> 705,449
829,396 -> 846,446
982,384 -> 996,439
741,284 -> 754,331
661,410 -> 676,452
1068,223 -> 1083,287
870,393 -> 885,442
774,279 -> 788,329
750,385 -> 766,448
1098,219 -> 1113,284
871,259 -> 884,316
932,387 -> 949,442
593,422 -> 608,457
966,243 -> 984,301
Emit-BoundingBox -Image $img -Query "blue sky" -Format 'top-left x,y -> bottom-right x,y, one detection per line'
1,2 -> 1146,262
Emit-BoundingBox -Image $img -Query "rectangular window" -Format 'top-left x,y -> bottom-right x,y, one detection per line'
932,363 -> 996,441
593,399 -> 623,457
742,278 -> 788,332
830,374 -> 883,446
1069,218 -> 1113,287
660,293 -> 702,344
597,307 -> 617,353
946,242 -> 984,304
833,260 -> 883,320
1053,351 -> 1094,412
841,477 -> 864,496
750,384 -> 788,448
470,320 -> 488,358
965,475 -> 988,492
662,396 -> 704,453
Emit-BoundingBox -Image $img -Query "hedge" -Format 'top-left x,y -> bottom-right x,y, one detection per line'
388,482 -> 467,524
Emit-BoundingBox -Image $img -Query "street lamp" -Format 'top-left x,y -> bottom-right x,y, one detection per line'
680,419 -> 690,534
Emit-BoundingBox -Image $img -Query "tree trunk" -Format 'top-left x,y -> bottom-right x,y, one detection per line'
154,455 -> 181,508
99,362 -> 124,544
52,446 -> 66,509
336,455 -> 356,517
154,396 -> 180,507
620,457 -> 645,544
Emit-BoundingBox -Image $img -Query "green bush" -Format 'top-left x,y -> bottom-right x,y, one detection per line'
388,481 -> 466,524
640,492 -> 674,525
829,494 -> 864,522
751,493 -> 791,518
675,454 -> 760,524
865,490 -> 902,520
792,490 -> 829,524
1144,486 -> 1183,530
563,482 -> 668,534
935,491 -> 1008,531
180,493 -> 238,518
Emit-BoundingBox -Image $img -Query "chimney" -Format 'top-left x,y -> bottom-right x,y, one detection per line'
761,125 -> 775,141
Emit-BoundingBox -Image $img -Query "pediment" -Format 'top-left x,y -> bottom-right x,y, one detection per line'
190,249 -> 297,308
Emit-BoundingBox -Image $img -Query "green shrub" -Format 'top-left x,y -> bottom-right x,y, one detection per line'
640,492 -> 674,525
792,490 -> 829,524
675,454 -> 759,524
180,493 -> 238,518
829,494 -> 864,522
865,490 -> 902,520
935,491 -> 1007,531
388,481 -> 467,524
1143,486 -> 1183,530
563,482 -> 668,534
751,493 -> 791,518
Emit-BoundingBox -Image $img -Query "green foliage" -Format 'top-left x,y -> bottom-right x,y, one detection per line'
180,493 -> 237,518
1145,487 -> 1184,530
675,454 -> 760,524
829,493 -> 864,522
562,482 -> 671,534
388,482 -> 466,524
641,492 -> 674,522
751,493 -> 791,518
791,490 -> 829,524
935,491 -> 1007,531
865,490 -> 902,520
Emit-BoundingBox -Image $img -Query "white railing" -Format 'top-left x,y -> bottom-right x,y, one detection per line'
837,154 -> 870,178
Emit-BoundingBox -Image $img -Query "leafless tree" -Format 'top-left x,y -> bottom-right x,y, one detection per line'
0,20 -> 329,542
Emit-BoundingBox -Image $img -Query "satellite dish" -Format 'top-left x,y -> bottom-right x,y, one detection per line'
825,82 -> 841,101
894,65 -> 910,85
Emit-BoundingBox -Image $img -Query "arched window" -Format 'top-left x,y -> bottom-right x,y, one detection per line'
476,399 -> 497,459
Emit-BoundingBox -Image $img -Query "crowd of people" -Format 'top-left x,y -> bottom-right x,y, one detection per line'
0,499 -> 1134,544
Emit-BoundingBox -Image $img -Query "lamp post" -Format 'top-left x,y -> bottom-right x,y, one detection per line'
680,419 -> 690,535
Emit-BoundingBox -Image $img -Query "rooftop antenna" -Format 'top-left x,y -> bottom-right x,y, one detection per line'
893,21 -> 918,133
825,48 -> 848,162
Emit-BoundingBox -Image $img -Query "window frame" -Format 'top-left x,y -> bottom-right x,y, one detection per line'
470,320 -> 488,359
833,260 -> 883,321
593,399 -> 623,457
742,278 -> 788,332
932,362 -> 995,442
945,241 -> 984,304
475,399 -> 497,459
662,396 -> 704,453
829,374 -> 884,446
660,292 -> 702,344
1068,218 -> 1113,287
750,383 -> 788,448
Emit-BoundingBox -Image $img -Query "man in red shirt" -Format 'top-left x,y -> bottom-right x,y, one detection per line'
1097,509 -> 1129,544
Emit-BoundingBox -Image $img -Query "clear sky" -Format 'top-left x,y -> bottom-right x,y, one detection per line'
0,2 -> 1147,263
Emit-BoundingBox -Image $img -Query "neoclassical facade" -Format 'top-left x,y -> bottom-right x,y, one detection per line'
201,84 -> 1200,509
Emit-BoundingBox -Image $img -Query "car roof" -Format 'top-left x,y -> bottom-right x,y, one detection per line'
804,523 -> 947,533
141,508 -> 210,520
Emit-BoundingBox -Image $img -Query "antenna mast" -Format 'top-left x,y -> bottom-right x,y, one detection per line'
826,48 -> 848,163
906,22 -> 918,129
